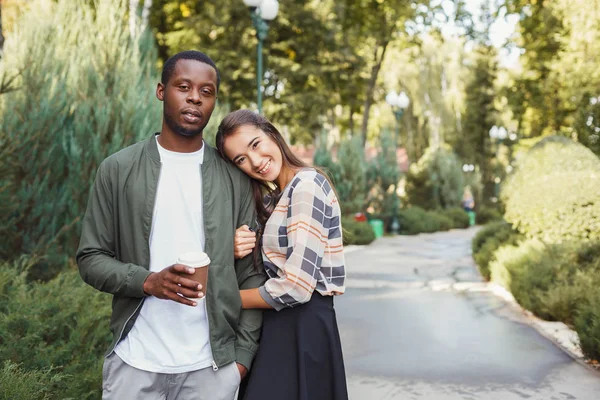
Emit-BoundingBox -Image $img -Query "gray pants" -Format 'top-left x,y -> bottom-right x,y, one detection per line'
102,353 -> 240,400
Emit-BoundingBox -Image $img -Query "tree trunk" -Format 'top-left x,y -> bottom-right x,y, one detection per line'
129,0 -> 140,37
349,105 -> 355,135
141,0 -> 152,31
0,2 -> 5,58
360,39 -> 390,147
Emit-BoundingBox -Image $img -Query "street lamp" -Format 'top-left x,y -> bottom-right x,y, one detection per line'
385,91 -> 410,144
489,125 -> 507,201
243,0 -> 279,114
385,90 -> 410,235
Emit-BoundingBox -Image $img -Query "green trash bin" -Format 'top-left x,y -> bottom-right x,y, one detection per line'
467,211 -> 476,227
369,219 -> 384,238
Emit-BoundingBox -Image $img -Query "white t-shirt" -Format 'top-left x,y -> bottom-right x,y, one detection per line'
115,136 -> 213,373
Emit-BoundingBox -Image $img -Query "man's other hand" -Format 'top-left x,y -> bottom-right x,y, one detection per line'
236,362 -> 248,380
143,264 -> 203,306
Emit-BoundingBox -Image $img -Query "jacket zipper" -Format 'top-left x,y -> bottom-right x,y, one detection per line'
108,298 -> 145,356
201,161 -> 219,372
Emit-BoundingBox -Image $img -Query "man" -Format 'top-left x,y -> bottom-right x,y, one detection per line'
77,50 -> 265,400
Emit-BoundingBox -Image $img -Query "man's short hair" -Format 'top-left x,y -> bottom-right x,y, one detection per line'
161,50 -> 220,92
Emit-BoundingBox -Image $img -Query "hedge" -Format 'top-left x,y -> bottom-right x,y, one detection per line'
342,218 -> 376,245
502,136 -> 600,242
397,206 -> 468,235
471,221 -> 523,280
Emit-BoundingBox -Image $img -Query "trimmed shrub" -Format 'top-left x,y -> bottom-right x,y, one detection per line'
490,240 -> 600,325
575,290 -> 600,361
502,136 -> 600,242
396,206 -> 457,234
443,207 -> 470,229
0,0 -> 161,265
471,221 -> 522,280
397,207 -> 433,234
430,211 -> 454,232
342,217 -> 376,245
476,206 -> 503,225
404,145 -> 465,210
0,259 -> 112,399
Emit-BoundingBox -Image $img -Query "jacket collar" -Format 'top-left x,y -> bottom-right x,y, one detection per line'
146,132 -> 217,165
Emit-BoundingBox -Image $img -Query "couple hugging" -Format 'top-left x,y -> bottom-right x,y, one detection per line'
77,50 -> 348,400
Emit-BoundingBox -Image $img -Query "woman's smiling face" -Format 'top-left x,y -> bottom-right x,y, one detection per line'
223,124 -> 284,183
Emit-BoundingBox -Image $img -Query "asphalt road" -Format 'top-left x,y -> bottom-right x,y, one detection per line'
336,228 -> 600,400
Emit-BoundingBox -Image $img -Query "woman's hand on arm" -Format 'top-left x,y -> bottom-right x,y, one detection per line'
234,225 -> 256,260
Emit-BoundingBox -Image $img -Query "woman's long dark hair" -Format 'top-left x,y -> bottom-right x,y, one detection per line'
215,109 -> 334,268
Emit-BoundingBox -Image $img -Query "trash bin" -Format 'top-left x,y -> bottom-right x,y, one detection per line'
369,219 -> 384,238
467,211 -> 476,227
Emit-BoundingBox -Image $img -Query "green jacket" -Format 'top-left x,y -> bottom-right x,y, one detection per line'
76,134 -> 266,370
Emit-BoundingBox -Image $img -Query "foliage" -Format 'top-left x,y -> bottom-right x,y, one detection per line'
404,145 -> 464,210
0,0 -> 161,267
471,221 -> 523,280
0,361 -> 62,400
575,290 -> 600,361
502,0 -> 600,155
475,205 -> 503,225
396,206 -> 464,235
489,240 -> 600,326
444,207 -> 470,229
0,259 -> 112,399
341,217 -> 376,246
366,130 -> 401,225
502,136 -> 600,242
313,134 -> 367,216
149,0 -> 430,144
335,136 -> 368,215
456,45 -> 497,198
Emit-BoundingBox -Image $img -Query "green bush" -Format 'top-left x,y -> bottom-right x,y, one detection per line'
404,145 -> 465,210
443,208 -> 470,229
0,361 -> 63,400
490,240 -> 600,325
0,0 -> 161,265
430,211 -> 454,231
342,217 -> 376,245
476,206 -> 503,225
471,221 -> 522,280
502,136 -> 600,242
365,130 -> 401,223
0,259 -> 112,399
575,290 -> 600,361
314,135 -> 368,215
396,206 -> 457,234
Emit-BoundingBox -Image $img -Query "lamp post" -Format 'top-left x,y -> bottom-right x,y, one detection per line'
489,125 -> 507,202
385,90 -> 410,235
243,0 -> 279,114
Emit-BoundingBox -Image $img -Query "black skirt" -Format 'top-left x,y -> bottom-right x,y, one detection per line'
240,293 -> 349,400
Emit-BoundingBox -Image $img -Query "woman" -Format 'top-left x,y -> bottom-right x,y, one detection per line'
216,109 -> 348,400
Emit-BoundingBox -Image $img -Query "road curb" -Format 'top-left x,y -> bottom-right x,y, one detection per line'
484,282 -> 600,373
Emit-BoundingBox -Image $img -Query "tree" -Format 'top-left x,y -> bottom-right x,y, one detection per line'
0,0 -> 161,265
0,1 -> 5,57
458,45 -> 497,200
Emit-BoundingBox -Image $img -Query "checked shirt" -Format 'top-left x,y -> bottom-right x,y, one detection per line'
258,169 -> 346,311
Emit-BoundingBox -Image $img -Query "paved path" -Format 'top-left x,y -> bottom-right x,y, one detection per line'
337,227 -> 600,399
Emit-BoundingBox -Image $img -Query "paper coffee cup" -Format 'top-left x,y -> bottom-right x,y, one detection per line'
177,251 -> 210,299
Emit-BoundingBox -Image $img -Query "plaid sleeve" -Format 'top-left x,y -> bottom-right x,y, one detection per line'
259,176 -> 330,311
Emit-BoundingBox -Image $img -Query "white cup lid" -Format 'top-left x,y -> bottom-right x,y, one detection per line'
177,251 -> 210,267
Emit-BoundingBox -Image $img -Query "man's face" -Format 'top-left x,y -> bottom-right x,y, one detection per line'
156,59 -> 218,138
